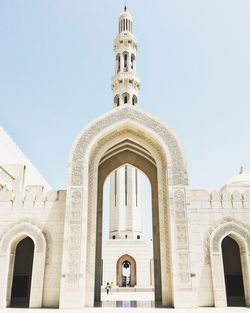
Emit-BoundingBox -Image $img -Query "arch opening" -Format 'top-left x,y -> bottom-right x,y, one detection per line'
222,236 -> 246,307
114,94 -> 120,107
116,255 -> 137,288
122,92 -> 130,105
94,144 -> 163,306
10,237 -> 34,308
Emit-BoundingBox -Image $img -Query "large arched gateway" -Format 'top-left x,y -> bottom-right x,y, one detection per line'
59,106 -> 190,308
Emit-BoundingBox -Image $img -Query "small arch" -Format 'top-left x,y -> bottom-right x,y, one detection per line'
0,222 -> 46,308
10,237 -> 34,308
132,95 -> 138,106
114,95 -> 120,107
209,221 -> 250,307
131,54 -> 135,70
116,254 -> 136,287
222,236 -> 246,306
123,52 -> 129,72
116,54 -> 121,73
122,92 -> 130,105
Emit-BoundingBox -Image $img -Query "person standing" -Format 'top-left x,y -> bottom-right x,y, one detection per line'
105,282 -> 110,295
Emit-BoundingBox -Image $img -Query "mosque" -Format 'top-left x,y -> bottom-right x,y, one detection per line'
0,7 -> 250,310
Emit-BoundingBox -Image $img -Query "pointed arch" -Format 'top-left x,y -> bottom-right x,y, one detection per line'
123,51 -> 129,72
114,94 -> 120,107
132,95 -> 138,106
122,92 -> 130,104
209,219 -> 250,307
60,106 -> 189,308
0,222 -> 46,308
116,254 -> 136,287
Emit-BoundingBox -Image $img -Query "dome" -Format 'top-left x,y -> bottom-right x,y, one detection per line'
119,11 -> 133,20
221,167 -> 250,192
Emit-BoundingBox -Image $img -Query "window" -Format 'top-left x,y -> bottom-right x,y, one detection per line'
125,234 -> 128,239
116,54 -> 121,73
124,53 -> 128,71
137,235 -> 140,239
131,54 -> 135,70
122,93 -> 130,105
113,235 -> 116,239
114,95 -> 120,107
132,95 -> 137,106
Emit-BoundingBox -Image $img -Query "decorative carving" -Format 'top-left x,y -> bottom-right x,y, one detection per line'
70,107 -> 188,187
65,107 -> 188,303
0,221 -> 46,254
174,189 -> 191,287
204,217 -> 250,263
66,189 -> 82,287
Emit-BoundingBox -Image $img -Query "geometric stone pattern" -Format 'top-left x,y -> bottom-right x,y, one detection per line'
174,189 -> 192,288
66,189 -> 82,287
70,107 -> 188,187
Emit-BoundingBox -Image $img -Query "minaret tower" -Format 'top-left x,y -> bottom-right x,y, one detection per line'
111,7 -> 140,107
109,8 -> 143,240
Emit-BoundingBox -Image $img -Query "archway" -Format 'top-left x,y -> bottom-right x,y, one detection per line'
10,237 -> 34,308
61,106 -> 189,309
222,236 -> 246,306
117,255 -> 136,287
95,147 -> 162,304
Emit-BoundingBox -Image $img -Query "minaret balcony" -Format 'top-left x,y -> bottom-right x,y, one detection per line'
111,74 -> 140,91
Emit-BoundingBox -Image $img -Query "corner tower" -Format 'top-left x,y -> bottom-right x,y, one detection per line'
112,8 -> 140,107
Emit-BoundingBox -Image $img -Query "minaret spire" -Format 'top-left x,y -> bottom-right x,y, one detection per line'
111,9 -> 140,107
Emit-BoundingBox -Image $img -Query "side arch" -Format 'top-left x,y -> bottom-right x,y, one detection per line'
0,222 -> 46,308
208,219 -> 250,307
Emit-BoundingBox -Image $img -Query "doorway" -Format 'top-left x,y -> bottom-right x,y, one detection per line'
222,236 -> 246,306
10,237 -> 34,308
116,254 -> 137,287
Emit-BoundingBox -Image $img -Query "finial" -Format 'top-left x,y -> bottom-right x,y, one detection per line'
240,166 -> 244,174
124,0 -> 127,11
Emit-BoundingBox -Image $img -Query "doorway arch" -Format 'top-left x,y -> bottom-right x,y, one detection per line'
222,236 -> 246,306
60,106 -> 189,308
0,221 -> 46,308
209,220 -> 250,307
94,143 -> 162,303
10,237 -> 34,307
117,254 -> 136,287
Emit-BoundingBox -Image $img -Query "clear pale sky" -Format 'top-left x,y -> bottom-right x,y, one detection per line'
1,0 -> 250,192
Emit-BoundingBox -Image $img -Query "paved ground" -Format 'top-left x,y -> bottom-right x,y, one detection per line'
3,308 -> 250,313
3,292 -> 250,312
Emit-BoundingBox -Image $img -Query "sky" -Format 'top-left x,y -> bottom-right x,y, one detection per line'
0,0 -> 250,193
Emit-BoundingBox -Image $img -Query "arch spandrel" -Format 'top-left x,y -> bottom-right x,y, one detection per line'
0,222 -> 46,254
204,217 -> 250,261
211,222 -> 250,254
69,106 -> 188,187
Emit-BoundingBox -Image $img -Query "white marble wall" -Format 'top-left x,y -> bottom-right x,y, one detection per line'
0,188 -> 66,308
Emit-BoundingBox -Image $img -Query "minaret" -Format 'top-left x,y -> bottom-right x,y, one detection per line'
109,9 -> 143,240
111,8 -> 140,107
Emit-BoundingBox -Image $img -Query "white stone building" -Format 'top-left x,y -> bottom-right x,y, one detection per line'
0,7 -> 250,310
